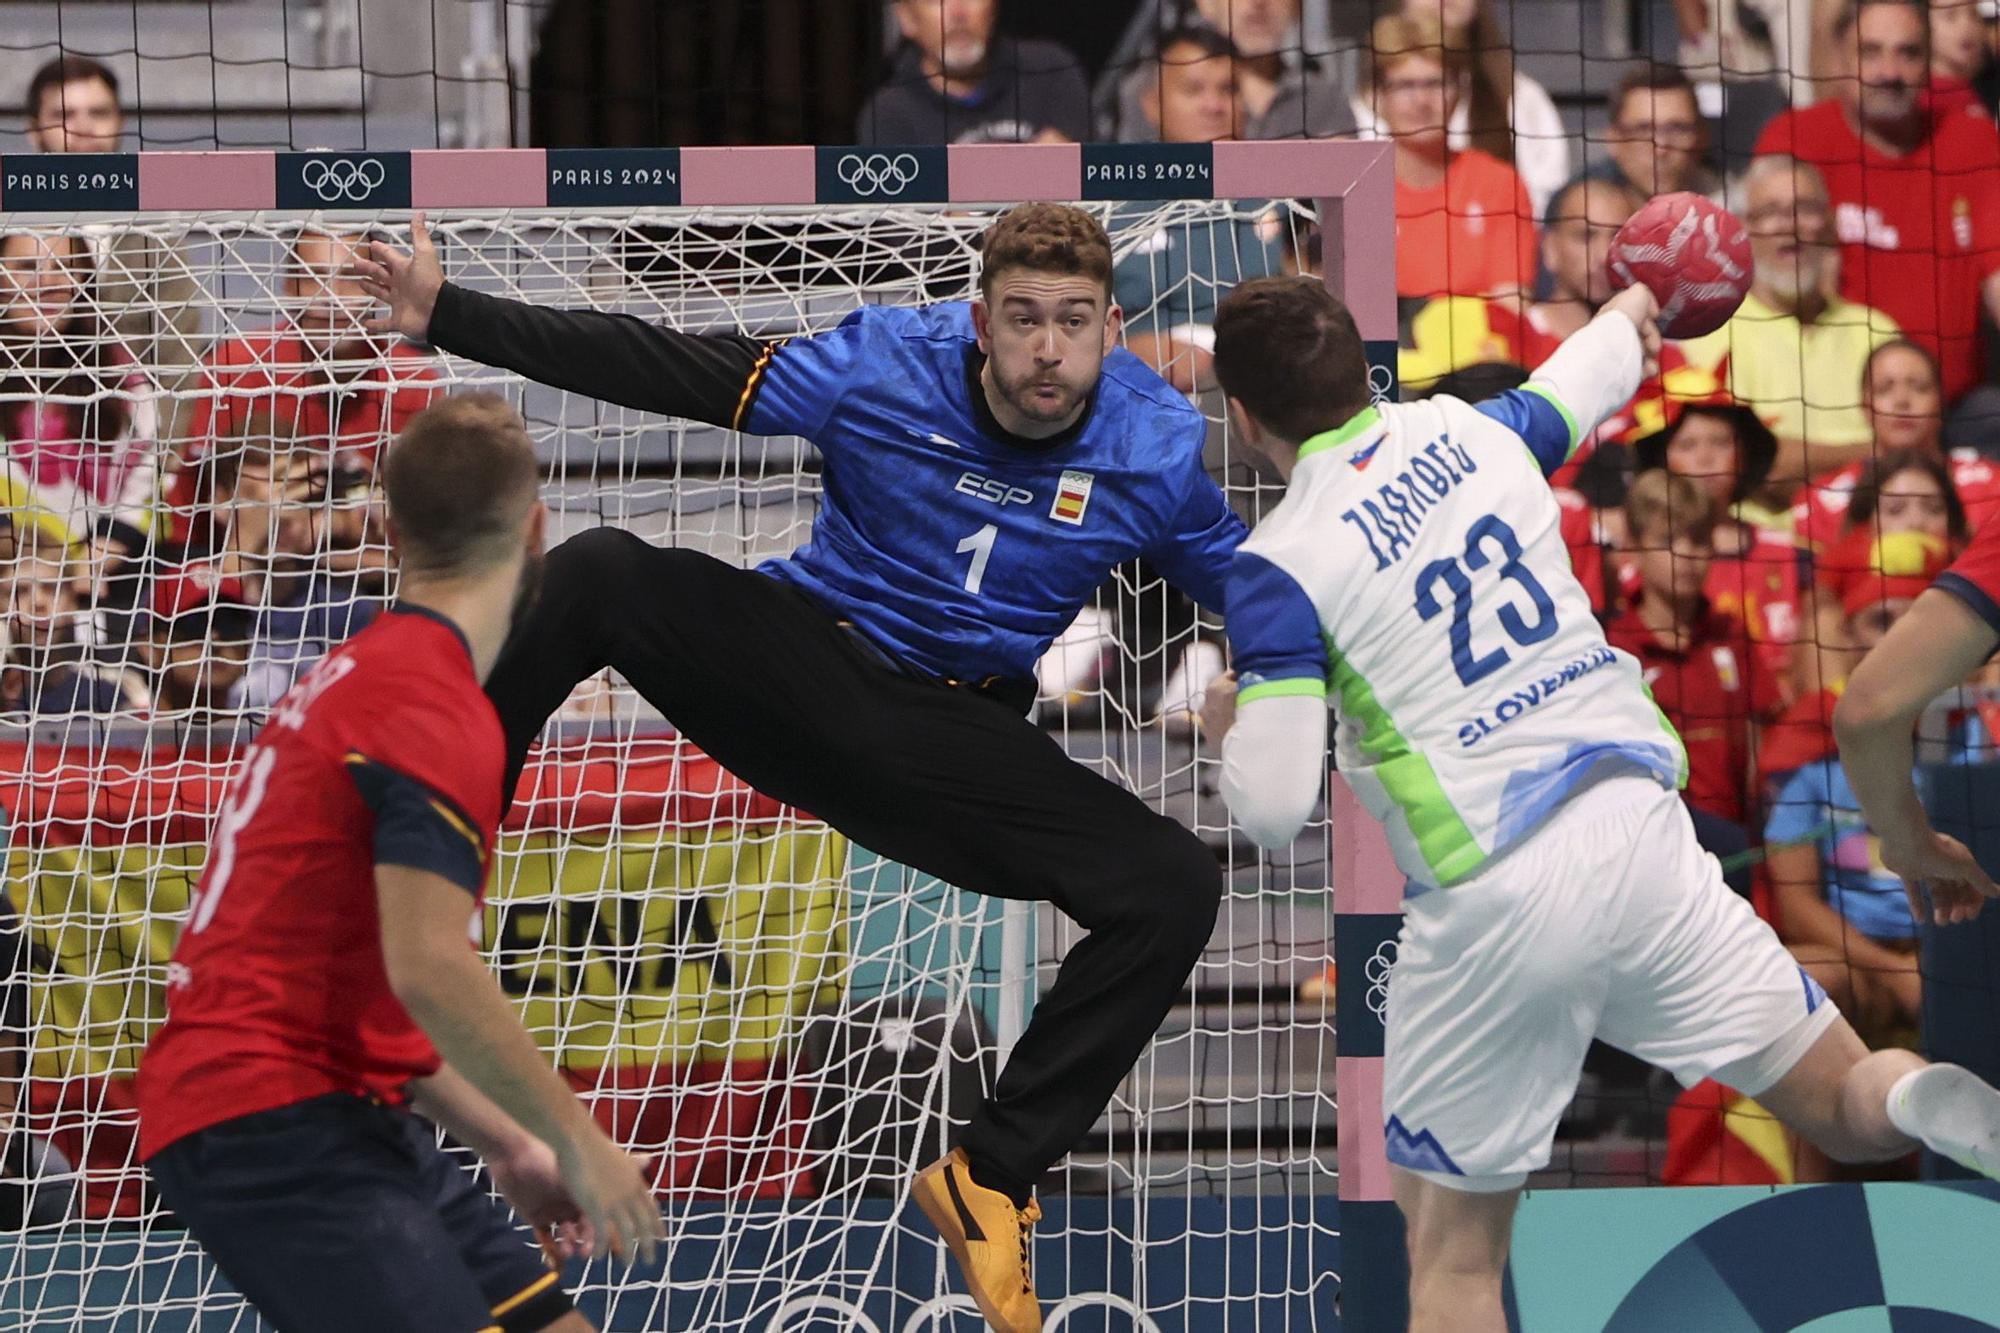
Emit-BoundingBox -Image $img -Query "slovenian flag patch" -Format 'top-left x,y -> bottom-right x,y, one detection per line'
1050,470 -> 1094,526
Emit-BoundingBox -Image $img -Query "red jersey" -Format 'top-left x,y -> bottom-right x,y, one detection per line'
1394,150 -> 1537,301
1605,598 -> 1783,825
1583,516 -> 1802,683
1790,449 -> 2000,551
1705,523 -> 1806,687
136,608 -> 502,1159
167,329 -> 442,537
1755,102 -> 2000,402
1935,515 -> 2000,635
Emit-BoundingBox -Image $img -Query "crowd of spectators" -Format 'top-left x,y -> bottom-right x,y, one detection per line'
1,55 -> 437,726
9,2 -> 2000,1171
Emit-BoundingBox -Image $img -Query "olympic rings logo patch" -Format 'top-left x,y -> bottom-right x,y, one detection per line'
1365,938 -> 1398,1019
299,157 -> 388,203
834,152 -> 922,198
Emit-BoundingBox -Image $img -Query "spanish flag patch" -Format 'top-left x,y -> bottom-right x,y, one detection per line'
1050,470 -> 1094,526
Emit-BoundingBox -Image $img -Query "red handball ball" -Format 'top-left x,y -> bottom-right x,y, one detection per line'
1605,192 -> 1753,339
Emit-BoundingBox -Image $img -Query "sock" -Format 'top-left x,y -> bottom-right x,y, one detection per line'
1887,1063 -> 2000,1178
964,1154 -> 1035,1210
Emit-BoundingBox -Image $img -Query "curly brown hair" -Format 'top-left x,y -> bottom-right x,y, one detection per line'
978,202 -> 1113,301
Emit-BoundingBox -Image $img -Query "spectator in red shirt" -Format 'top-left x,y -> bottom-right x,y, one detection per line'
1803,445 -> 1970,686
1633,401 -> 1802,692
1795,339 -> 2000,551
165,226 -> 441,541
1845,447 -> 1970,546
1372,12 -> 1537,305
1607,470 -> 1783,892
1753,0 -> 2000,426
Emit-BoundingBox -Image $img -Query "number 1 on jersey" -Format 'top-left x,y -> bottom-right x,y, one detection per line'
957,523 -> 997,595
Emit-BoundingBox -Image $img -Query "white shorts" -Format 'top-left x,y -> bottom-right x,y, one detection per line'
1381,773 -> 1840,1192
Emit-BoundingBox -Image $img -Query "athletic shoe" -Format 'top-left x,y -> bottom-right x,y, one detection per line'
912,1148 -> 1043,1333
1891,1063 -> 2000,1179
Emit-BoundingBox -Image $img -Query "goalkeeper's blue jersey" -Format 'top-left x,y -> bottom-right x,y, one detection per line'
744,302 -> 1244,683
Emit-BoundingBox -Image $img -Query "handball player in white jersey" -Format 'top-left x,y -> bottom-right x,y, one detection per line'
1200,275 -> 2000,1331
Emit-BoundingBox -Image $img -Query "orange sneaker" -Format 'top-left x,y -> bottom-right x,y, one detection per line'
912,1148 -> 1043,1333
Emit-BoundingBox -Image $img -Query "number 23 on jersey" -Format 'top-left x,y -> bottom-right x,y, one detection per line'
1414,514 -> 1559,687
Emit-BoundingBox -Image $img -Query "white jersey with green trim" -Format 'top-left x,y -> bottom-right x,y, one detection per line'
1249,397 -> 1681,884
1219,310 -> 1685,886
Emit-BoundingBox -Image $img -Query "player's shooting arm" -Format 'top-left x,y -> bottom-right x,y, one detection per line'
427,282 -> 769,430
1471,286 -> 1655,479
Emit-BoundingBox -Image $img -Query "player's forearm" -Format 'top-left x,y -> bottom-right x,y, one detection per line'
1220,693 -> 1328,848
1833,714 -> 1933,851
427,281 -> 765,428
1528,305 -> 1644,441
409,1062 -> 541,1163
1836,589 -> 2000,843
394,949 -> 599,1156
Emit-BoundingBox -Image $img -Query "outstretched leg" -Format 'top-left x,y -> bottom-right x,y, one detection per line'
1756,1017 -> 2000,1175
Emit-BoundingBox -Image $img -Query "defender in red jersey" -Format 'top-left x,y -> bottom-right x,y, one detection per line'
1838,512 -> 2000,925
138,396 -> 662,1333
1753,0 -> 2000,406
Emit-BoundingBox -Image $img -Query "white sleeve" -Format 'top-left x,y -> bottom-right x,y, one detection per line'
1526,306 -> 1645,442
1219,691 -> 1328,849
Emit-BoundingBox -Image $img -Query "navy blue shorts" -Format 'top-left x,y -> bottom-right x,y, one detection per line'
147,1094 -> 574,1333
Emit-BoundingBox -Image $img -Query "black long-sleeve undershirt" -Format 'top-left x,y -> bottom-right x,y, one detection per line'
426,281 -> 771,429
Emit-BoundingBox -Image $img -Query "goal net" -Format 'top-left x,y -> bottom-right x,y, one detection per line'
0,146 -> 1364,1330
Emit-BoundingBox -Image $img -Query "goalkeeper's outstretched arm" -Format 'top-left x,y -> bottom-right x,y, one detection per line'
352,212 -> 770,429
